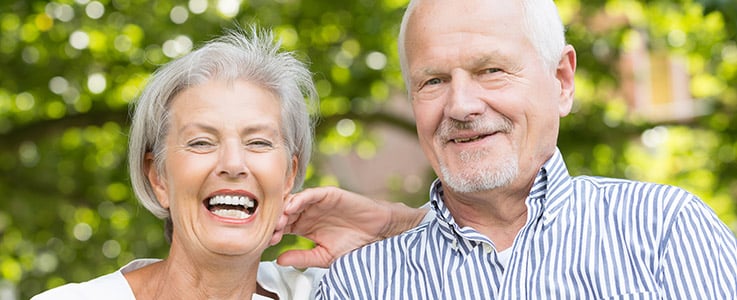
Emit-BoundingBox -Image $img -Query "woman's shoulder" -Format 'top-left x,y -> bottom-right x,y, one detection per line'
31,259 -> 160,300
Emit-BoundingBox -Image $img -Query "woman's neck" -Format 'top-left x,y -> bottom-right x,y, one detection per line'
124,245 -> 263,299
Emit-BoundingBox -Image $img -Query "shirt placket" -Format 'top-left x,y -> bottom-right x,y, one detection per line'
496,196 -> 546,299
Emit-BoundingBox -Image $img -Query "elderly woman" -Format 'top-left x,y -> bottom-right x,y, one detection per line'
33,27 -> 321,299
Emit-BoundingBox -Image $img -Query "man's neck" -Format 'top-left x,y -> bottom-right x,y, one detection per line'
442,183 -> 532,251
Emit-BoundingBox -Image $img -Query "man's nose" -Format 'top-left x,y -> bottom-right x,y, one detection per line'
445,72 -> 487,121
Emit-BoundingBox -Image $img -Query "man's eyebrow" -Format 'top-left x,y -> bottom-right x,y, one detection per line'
416,66 -> 442,77
416,50 -> 512,72
467,51 -> 513,68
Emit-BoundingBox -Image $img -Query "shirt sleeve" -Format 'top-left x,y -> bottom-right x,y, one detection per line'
257,261 -> 327,300
658,195 -> 737,298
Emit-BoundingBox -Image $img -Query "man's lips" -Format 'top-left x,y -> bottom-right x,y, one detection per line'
447,132 -> 497,144
449,132 -> 495,143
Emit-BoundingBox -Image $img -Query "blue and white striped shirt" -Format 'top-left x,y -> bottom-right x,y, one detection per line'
317,148 -> 737,299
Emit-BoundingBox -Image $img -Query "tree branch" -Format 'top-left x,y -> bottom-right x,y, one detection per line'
0,107 -> 130,151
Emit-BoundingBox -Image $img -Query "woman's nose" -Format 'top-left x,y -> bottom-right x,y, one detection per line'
217,141 -> 249,178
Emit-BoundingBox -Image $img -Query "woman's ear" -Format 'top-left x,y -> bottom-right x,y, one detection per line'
283,155 -> 299,197
145,152 -> 170,209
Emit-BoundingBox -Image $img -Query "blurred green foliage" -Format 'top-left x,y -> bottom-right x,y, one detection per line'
0,0 -> 735,298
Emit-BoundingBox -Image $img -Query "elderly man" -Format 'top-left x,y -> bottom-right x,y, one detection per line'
312,0 -> 737,298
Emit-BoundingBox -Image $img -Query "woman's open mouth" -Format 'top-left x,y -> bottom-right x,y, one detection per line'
204,195 -> 258,220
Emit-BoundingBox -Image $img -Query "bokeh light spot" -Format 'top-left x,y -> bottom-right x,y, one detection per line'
69,30 -> 90,50
102,240 -> 121,258
170,6 -> 189,24
15,92 -> 35,111
366,51 -> 387,70
49,76 -> 69,95
87,73 -> 107,94
217,0 -> 241,18
73,223 -> 93,241
336,119 -> 356,137
189,0 -> 208,14
85,1 -> 105,19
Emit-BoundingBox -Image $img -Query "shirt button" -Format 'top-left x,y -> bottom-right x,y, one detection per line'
451,240 -> 458,250
483,243 -> 493,253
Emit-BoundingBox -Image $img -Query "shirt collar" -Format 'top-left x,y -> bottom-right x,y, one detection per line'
428,148 -> 573,246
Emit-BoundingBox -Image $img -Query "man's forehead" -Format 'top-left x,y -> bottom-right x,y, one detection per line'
404,1 -> 524,39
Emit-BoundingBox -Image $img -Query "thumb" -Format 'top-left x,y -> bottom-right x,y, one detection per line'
276,248 -> 331,269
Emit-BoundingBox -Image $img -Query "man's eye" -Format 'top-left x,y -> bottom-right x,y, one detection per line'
424,78 -> 443,86
484,68 -> 502,74
247,140 -> 274,148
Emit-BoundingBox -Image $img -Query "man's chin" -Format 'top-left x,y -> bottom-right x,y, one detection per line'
439,164 -> 518,194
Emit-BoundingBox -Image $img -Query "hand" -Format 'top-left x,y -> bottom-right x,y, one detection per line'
275,186 -> 427,268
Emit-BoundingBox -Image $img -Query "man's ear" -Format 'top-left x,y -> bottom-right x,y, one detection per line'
145,152 -> 170,209
556,44 -> 577,118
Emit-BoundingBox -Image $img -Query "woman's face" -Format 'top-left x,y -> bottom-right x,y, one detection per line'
147,79 -> 297,257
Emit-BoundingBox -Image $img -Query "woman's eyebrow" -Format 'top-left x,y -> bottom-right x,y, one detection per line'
178,122 -> 279,135
178,122 -> 217,135
240,123 -> 281,137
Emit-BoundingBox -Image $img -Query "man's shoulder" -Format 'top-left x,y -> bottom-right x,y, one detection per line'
339,221 -> 434,261
572,175 -> 695,199
570,175 -> 699,218
370,220 -> 432,247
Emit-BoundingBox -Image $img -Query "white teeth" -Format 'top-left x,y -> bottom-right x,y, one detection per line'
208,195 -> 255,208
211,209 -> 251,219
207,195 -> 257,219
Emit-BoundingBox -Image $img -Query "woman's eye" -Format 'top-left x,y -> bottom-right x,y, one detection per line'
188,140 -> 213,148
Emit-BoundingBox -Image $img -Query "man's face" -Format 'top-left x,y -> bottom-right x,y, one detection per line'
403,0 -> 574,194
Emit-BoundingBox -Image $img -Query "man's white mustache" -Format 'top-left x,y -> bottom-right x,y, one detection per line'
436,117 -> 513,141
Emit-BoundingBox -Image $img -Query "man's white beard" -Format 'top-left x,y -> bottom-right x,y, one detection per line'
435,116 -> 516,193
439,148 -> 518,193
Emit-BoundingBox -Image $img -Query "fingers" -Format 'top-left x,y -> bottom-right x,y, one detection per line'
270,212 -> 289,246
276,248 -> 333,269
283,187 -> 339,233
284,187 -> 332,214
269,229 -> 284,246
275,209 -> 289,232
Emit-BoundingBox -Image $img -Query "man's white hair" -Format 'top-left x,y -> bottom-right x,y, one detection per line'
397,0 -> 566,94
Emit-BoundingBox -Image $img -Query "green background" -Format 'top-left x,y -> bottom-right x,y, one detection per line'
1,0 -> 736,298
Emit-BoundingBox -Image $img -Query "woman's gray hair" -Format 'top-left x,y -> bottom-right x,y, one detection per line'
398,0 -> 566,91
129,26 -> 317,220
